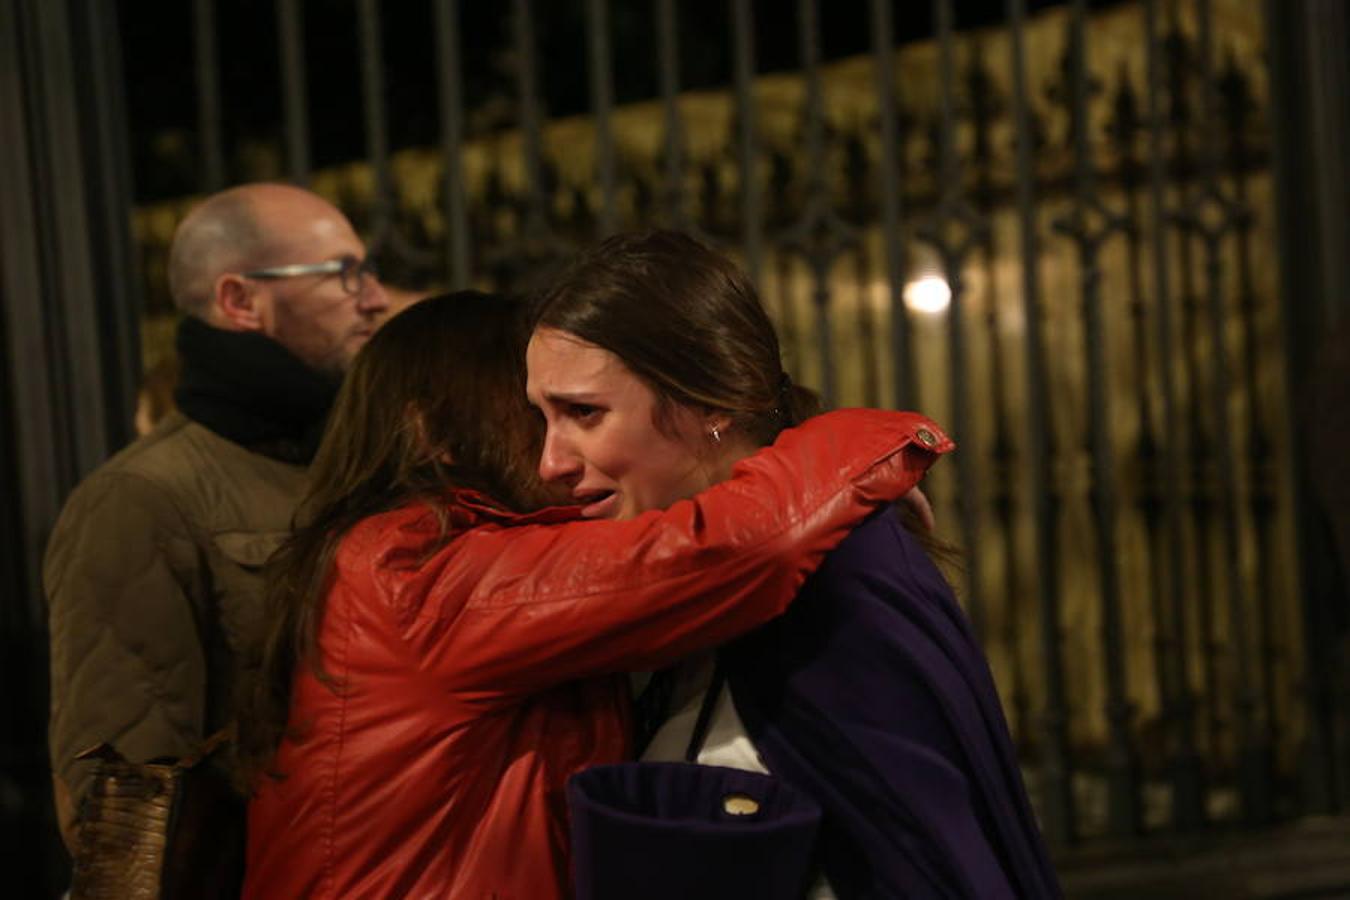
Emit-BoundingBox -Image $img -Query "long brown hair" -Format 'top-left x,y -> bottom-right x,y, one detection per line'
236,290 -> 551,788
532,229 -> 960,566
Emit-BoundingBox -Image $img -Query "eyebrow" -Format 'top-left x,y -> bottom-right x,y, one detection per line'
539,390 -> 605,405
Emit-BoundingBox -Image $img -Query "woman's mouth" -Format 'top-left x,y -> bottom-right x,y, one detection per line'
575,489 -> 618,518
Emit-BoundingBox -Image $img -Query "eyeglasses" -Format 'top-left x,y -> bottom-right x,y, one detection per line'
241,254 -> 378,296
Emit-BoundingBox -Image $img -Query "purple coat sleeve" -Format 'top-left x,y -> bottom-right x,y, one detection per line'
725,509 -> 1062,899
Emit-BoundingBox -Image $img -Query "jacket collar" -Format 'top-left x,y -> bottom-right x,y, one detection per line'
173,316 -> 340,465
447,487 -> 584,526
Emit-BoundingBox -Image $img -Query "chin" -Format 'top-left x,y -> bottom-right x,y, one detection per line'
317,358 -> 350,378
615,500 -> 659,521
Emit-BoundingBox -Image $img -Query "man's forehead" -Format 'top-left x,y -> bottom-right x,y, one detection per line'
263,197 -> 350,235
260,205 -> 363,259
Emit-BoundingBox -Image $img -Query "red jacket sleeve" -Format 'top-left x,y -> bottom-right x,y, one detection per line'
376,409 -> 954,703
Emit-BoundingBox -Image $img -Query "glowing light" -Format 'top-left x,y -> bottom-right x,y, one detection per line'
903,275 -> 952,315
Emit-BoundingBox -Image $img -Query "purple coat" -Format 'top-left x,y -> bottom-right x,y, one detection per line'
567,510 -> 1060,899
725,509 -> 1061,898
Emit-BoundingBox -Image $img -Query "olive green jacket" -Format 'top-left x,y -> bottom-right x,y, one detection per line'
44,411 -> 307,839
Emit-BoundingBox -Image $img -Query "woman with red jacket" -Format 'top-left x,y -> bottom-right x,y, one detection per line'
237,290 -> 946,898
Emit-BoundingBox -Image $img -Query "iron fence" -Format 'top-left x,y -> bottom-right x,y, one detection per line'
110,0 -> 1350,846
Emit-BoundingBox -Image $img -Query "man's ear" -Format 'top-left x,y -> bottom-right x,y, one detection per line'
214,273 -> 265,331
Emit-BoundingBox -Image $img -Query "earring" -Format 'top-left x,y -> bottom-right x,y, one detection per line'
711,426 -> 722,443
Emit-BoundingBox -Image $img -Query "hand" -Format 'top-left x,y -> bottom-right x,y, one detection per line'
901,486 -> 935,532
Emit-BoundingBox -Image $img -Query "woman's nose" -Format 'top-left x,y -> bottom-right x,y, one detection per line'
537,430 -> 581,484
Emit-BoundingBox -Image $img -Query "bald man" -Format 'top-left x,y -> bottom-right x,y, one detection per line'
44,183 -> 389,849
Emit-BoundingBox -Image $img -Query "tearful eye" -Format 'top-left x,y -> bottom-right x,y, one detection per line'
567,402 -> 601,420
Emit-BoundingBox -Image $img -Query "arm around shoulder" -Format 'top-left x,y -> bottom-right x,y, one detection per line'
416,408 -> 953,698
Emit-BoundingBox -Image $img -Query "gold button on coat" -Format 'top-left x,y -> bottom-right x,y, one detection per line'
722,793 -> 760,816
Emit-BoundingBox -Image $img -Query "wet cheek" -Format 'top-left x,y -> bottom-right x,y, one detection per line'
584,442 -> 626,484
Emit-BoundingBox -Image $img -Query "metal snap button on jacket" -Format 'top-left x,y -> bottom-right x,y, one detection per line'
722,793 -> 760,816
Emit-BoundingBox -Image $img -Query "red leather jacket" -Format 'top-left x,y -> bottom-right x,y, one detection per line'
243,409 -> 951,899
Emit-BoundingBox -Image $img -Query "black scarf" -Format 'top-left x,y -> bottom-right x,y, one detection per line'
173,317 -> 340,464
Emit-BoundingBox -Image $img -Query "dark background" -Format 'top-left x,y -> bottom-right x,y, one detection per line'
118,0 -> 1122,201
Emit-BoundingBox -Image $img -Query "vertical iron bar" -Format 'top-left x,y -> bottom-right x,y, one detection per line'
1189,293 -> 1226,759
1008,0 -> 1073,846
1193,0 -> 1270,824
512,0 -> 549,243
870,0 -> 914,408
1303,2 -> 1350,333
854,248 -> 881,408
969,46 -> 1025,739
1065,0 -> 1140,837
1180,229 -> 1223,760
14,0 -> 112,477
586,0 -> 618,236
1145,0 -> 1205,830
82,0 -> 142,437
1224,57 -> 1281,770
276,0 -> 311,183
356,0 -> 392,246
1263,0 -> 1347,815
434,0 -> 471,288
933,0 -> 983,642
798,0 -> 838,406
1166,9 -> 1224,766
982,224 -> 1026,739
732,0 -> 763,285
28,0 -> 112,476
0,0 -> 63,619
655,0 -> 688,228
1112,65 -> 1177,824
192,0 -> 224,190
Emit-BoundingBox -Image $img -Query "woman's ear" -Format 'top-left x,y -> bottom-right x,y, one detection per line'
705,412 -> 734,444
